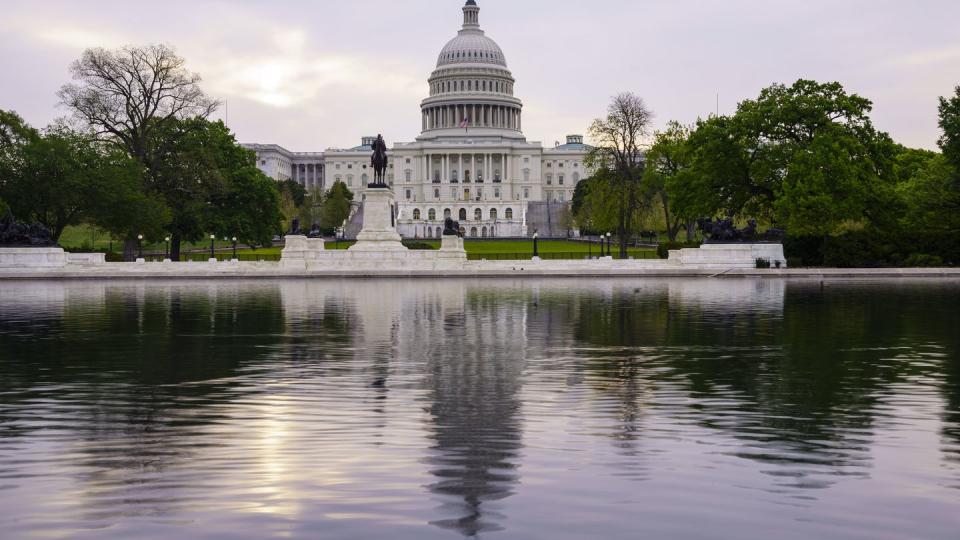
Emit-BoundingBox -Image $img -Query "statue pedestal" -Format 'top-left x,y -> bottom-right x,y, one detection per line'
0,247 -> 68,268
350,187 -> 407,252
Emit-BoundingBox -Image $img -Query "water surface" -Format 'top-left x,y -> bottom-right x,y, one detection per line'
0,278 -> 958,539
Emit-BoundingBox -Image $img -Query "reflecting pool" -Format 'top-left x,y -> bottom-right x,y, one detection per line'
0,278 -> 958,539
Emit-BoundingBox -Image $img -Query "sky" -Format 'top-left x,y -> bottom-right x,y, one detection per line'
1,0 -> 958,152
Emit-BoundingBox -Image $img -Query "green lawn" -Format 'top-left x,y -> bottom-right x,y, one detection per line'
60,224 -> 656,259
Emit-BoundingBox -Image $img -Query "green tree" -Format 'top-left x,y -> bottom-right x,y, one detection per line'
149,118 -> 281,258
685,80 -> 897,235
586,92 -> 654,256
320,181 -> 354,232
939,86 -> 960,174
280,179 -> 307,208
58,44 -> 218,259
0,116 -> 167,242
298,187 -> 326,231
643,121 -> 695,240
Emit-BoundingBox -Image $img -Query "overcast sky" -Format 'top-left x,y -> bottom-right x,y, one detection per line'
1,0 -> 958,151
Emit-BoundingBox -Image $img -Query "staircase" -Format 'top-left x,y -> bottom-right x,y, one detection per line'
525,201 -> 571,238
343,203 -> 364,240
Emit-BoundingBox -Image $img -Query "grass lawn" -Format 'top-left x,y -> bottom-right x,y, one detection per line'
61,224 -> 658,259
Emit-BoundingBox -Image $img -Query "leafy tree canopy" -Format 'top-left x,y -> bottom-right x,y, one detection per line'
686,79 -> 897,235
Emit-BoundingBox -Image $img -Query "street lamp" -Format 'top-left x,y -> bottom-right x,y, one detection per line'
606,232 -> 612,257
137,234 -> 143,259
209,234 -> 216,260
232,237 -> 238,260
164,236 -> 170,260
533,230 -> 539,258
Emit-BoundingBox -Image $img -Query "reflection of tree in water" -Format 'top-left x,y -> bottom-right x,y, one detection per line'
421,288 -> 525,537
0,283 -> 286,521
572,281 -> 960,492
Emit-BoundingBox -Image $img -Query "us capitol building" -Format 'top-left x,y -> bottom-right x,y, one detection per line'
245,1 -> 592,239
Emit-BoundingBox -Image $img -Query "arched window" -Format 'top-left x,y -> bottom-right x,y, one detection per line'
474,208 -> 482,221
469,227 -> 478,237
459,208 -> 467,221
482,80 -> 487,91
413,209 -> 421,220
428,209 -> 437,221
436,227 -> 442,237
505,208 -> 514,219
444,208 -> 452,219
481,226 -> 488,238
490,208 -> 498,220
347,175 -> 354,186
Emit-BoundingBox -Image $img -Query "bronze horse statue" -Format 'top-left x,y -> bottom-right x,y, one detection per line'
370,134 -> 388,187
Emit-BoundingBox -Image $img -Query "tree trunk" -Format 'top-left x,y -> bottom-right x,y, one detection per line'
171,233 -> 182,262
122,238 -> 137,262
686,220 -> 696,241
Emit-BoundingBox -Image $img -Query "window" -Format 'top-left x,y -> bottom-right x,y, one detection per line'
490,209 -> 498,220
434,188 -> 440,199
452,170 -> 458,182
406,189 -> 412,200
559,175 -> 564,186
494,188 -> 501,198
413,208 -> 421,220
505,208 -> 513,219
523,169 -> 530,181
546,162 -> 552,168
476,188 -> 483,199
573,173 -> 580,183
347,175 -> 354,187
444,208 -> 452,219
451,187 -> 457,199
524,156 -> 530,163
546,174 -> 553,185
459,208 -> 467,221
574,162 -> 579,168
559,162 -> 565,168
474,208 -> 482,221
362,173 -> 369,184
347,164 -> 353,169
405,158 -> 411,164
558,192 -> 565,202
470,227 -> 478,237
428,209 -> 437,221
336,163 -> 341,169
523,188 -> 529,199
405,170 -> 412,182
260,160 -> 266,165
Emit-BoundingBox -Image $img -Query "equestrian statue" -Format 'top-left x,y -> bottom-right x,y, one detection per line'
370,134 -> 389,187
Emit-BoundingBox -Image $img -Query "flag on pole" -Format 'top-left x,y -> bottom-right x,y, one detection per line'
459,116 -> 470,131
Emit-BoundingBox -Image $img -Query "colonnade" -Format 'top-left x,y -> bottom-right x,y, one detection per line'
422,104 -> 521,131
422,152 -> 513,184
292,163 -> 324,190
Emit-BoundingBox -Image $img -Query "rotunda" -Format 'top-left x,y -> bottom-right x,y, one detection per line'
420,0 -> 523,138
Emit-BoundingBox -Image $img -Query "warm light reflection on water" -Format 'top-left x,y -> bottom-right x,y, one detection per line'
0,278 -> 959,539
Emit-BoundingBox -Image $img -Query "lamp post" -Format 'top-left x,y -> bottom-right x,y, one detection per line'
533,230 -> 539,259
136,234 -> 143,260
232,237 -> 238,260
209,234 -> 216,261
164,237 -> 170,260
599,234 -> 604,257
606,232 -> 612,258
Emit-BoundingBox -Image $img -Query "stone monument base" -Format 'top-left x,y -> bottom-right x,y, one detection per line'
0,247 -> 68,268
349,187 -> 406,252
668,243 -> 787,269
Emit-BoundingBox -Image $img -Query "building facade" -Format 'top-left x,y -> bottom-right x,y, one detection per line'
246,0 -> 591,239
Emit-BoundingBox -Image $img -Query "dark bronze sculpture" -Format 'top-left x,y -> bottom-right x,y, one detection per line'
443,217 -> 463,237
0,210 -> 57,247
370,134 -> 388,187
697,217 -> 784,243
289,217 -> 302,236
308,223 -> 323,238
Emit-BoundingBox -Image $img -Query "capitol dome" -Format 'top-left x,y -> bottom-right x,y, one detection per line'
436,31 -> 507,68
419,1 -> 523,139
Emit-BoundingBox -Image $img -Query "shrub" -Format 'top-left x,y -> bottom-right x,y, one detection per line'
403,241 -> 437,251
904,253 -> 944,267
657,241 -> 701,259
755,258 -> 771,269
